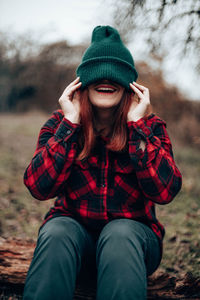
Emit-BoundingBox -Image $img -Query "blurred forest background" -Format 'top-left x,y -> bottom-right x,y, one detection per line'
0,0 -> 200,278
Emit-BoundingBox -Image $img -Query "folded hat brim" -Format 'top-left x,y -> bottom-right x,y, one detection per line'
76,58 -> 138,91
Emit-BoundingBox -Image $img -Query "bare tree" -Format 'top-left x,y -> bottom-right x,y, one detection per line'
110,0 -> 200,71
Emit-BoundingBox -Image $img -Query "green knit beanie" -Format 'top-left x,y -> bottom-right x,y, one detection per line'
76,25 -> 138,90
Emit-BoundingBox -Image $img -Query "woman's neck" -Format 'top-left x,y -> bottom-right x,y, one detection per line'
93,107 -> 116,136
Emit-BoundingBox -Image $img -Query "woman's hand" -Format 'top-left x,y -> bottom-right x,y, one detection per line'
59,77 -> 82,124
127,82 -> 150,122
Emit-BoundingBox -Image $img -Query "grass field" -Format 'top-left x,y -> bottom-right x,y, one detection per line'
0,112 -> 199,277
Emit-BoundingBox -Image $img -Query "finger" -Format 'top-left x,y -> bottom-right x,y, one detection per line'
133,82 -> 148,92
130,83 -> 144,98
67,77 -> 81,88
71,81 -> 82,90
60,82 -> 82,102
132,82 -> 150,98
65,82 -> 82,95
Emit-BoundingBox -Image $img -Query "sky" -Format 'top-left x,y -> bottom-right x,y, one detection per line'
0,0 -> 199,101
0,0 -> 103,44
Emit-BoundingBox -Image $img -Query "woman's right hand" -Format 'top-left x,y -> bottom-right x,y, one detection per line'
58,77 -> 82,124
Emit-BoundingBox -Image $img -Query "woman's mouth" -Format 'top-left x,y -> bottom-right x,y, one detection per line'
95,84 -> 117,94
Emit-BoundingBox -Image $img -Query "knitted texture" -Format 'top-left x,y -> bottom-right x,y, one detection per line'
76,25 -> 138,90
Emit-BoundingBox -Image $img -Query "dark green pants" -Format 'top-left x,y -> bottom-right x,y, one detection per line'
23,217 -> 161,300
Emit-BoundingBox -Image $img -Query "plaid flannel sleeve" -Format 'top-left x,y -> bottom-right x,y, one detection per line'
24,110 -> 80,200
127,115 -> 182,204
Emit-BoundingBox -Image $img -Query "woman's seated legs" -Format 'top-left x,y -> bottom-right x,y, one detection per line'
23,216 -> 95,300
96,219 -> 161,300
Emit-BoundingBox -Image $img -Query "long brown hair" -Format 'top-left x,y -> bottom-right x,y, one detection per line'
77,89 -> 151,160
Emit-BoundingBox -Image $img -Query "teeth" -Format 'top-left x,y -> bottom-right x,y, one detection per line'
96,87 -> 116,92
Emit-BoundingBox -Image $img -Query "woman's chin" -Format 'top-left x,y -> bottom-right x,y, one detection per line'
90,98 -> 120,109
93,103 -> 117,110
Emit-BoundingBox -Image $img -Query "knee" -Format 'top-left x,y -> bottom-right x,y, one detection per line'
38,217 -> 84,248
98,219 -> 141,245
96,219 -> 143,261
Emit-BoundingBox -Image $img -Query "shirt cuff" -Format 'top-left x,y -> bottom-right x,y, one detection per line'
127,118 -> 154,141
55,118 -> 80,141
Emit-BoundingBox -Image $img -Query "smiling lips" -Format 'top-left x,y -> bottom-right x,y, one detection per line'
95,84 -> 117,94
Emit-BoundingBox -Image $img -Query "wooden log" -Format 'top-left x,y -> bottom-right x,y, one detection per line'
0,237 -> 200,299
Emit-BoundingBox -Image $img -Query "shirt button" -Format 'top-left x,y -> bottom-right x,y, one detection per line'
101,184 -> 106,188
66,129 -> 72,135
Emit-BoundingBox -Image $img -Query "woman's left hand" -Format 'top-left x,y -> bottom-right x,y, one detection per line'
127,82 -> 150,122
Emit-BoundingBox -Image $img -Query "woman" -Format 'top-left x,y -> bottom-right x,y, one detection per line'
23,25 -> 182,300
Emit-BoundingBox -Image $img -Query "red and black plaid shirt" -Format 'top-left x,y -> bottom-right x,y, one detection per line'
24,109 -> 182,245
